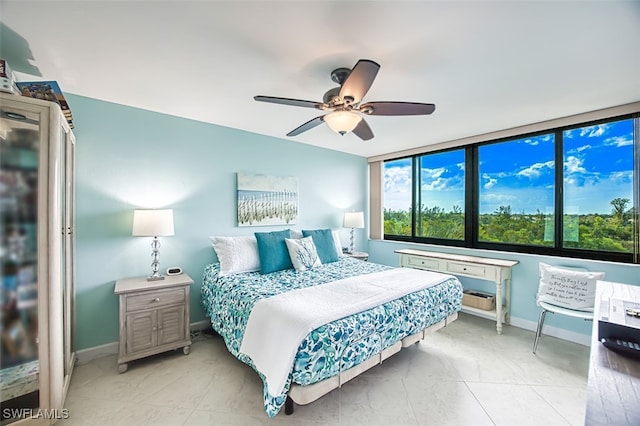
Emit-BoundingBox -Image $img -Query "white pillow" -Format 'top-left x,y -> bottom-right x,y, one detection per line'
209,236 -> 260,277
537,262 -> 605,311
332,230 -> 344,257
285,236 -> 322,271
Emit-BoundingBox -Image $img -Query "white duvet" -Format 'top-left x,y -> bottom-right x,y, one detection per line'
239,267 -> 454,398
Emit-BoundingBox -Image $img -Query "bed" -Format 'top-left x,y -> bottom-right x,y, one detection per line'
201,233 -> 463,417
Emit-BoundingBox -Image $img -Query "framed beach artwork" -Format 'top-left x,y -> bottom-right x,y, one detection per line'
237,173 -> 298,227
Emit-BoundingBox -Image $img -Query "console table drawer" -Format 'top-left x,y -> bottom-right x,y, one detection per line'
446,262 -> 495,280
405,255 -> 440,270
126,287 -> 185,312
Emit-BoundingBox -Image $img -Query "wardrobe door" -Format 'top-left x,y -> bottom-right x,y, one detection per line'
60,124 -> 76,400
0,99 -> 47,425
46,104 -> 74,414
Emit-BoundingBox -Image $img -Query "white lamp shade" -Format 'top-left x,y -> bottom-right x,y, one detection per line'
132,209 -> 175,237
343,211 -> 365,229
324,111 -> 362,135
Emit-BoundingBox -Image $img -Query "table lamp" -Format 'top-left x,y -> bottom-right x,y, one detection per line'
343,211 -> 364,254
132,209 -> 174,281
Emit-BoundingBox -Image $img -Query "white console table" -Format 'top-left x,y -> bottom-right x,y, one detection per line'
395,249 -> 519,334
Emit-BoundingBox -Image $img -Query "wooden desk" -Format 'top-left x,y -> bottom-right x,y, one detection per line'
395,249 -> 519,334
585,280 -> 640,425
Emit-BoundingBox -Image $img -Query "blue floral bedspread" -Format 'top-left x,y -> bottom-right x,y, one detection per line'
201,257 -> 463,416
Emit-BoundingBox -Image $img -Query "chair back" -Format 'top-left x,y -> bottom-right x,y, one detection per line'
536,263 -> 605,312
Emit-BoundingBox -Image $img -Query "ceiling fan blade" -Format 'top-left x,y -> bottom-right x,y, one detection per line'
352,118 -> 374,141
286,115 -> 325,136
360,101 -> 436,116
339,59 -> 380,104
254,95 -> 324,109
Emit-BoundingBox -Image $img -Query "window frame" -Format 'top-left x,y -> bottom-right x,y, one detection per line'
382,113 -> 639,264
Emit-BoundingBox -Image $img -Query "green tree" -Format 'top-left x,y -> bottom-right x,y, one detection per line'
610,198 -> 629,223
385,197 -> 633,254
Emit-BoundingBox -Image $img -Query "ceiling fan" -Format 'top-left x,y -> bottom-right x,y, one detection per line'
254,59 -> 435,141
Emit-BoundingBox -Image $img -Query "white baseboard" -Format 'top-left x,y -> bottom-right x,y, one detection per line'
509,316 -> 591,346
76,320 -> 213,365
190,320 -> 211,332
76,341 -> 119,365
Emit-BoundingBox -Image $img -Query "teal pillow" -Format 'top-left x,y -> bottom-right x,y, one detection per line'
302,229 -> 339,263
254,229 -> 293,274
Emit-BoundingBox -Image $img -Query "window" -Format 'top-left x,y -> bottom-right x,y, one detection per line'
478,134 -> 555,247
382,114 -> 638,263
562,119 -> 635,254
383,158 -> 412,236
416,149 -> 465,240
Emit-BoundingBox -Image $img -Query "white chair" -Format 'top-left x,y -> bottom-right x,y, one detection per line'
532,263 -> 605,354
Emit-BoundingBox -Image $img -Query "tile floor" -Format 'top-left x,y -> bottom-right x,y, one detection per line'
59,314 -> 590,425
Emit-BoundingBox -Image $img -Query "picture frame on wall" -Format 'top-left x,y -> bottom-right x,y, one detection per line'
237,172 -> 298,227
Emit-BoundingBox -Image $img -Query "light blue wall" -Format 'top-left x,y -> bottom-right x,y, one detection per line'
68,94 -> 369,350
369,239 -> 640,342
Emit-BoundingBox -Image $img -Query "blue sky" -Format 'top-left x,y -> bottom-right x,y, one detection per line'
384,118 -> 634,214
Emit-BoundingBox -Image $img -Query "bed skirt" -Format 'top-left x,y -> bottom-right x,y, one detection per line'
286,312 -> 457,413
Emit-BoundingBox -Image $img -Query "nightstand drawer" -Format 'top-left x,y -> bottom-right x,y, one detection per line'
126,287 -> 185,312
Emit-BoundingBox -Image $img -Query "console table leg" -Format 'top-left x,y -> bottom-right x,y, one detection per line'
496,278 -> 503,334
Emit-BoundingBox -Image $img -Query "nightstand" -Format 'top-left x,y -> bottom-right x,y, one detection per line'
346,251 -> 369,261
114,273 -> 194,373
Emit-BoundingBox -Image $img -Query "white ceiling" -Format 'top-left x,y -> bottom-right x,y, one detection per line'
2,1 -> 639,158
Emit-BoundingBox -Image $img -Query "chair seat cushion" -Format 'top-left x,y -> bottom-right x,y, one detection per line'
537,263 -> 605,312
538,301 -> 594,320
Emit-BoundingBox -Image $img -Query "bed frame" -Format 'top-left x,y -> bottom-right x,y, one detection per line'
284,312 -> 458,414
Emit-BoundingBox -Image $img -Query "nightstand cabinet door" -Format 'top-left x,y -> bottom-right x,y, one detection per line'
157,305 -> 185,346
126,310 -> 157,353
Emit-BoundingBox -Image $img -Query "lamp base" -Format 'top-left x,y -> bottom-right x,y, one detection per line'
146,275 -> 165,281
349,228 -> 355,254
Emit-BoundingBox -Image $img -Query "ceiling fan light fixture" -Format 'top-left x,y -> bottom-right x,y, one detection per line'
324,111 -> 361,135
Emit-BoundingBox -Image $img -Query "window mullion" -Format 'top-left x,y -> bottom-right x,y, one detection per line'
412,156 -> 420,237
467,146 -> 477,247
555,129 -> 563,251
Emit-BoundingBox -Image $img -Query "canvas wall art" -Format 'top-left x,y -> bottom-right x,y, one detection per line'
237,173 -> 298,226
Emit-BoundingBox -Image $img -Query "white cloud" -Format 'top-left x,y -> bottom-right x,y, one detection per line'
579,124 -> 607,138
523,134 -> 552,145
422,177 -> 449,191
384,164 -> 411,193
605,135 -> 633,147
421,166 -> 445,180
609,170 -> 632,183
564,156 -> 586,174
419,166 -> 465,191
482,173 -> 497,189
420,166 -> 448,191
517,160 -> 554,179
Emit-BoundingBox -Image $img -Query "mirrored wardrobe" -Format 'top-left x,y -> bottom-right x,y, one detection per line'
1,92 -> 76,425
